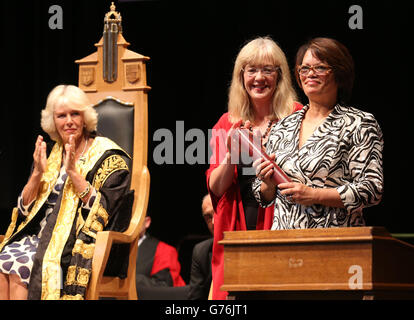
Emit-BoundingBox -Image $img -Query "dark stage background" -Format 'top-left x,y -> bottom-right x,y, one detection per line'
0,0 -> 410,280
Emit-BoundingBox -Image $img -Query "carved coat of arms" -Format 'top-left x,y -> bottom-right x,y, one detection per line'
80,67 -> 95,86
126,64 -> 140,84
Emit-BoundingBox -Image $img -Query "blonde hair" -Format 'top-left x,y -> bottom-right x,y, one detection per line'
228,36 -> 297,122
41,85 -> 98,141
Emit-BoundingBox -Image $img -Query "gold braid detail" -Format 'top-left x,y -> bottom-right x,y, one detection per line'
62,152 -> 129,299
93,154 -> 128,191
72,239 -> 95,259
65,266 -> 91,287
61,294 -> 84,300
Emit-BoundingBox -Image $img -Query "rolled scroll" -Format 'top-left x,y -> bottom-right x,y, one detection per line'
235,128 -> 291,184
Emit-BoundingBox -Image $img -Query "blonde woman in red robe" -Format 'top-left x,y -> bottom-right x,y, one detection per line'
206,37 -> 301,300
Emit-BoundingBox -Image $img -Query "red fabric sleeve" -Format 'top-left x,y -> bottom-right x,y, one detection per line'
206,113 -> 274,299
151,241 -> 186,287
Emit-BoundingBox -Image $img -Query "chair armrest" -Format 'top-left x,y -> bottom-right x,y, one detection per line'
124,165 -> 150,239
0,235 -> 4,243
87,166 -> 150,299
94,165 -> 150,245
91,229 -> 136,273
97,230 -> 132,244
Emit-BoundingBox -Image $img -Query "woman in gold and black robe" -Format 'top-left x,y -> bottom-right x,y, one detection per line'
0,85 -> 132,300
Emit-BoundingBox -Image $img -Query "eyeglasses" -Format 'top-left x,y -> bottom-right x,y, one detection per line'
297,64 -> 331,76
243,66 -> 279,77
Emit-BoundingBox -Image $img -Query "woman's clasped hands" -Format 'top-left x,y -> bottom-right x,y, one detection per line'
253,155 -> 317,206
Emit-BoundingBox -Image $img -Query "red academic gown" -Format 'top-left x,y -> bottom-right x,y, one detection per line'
137,235 -> 186,288
150,240 -> 186,287
206,104 -> 302,300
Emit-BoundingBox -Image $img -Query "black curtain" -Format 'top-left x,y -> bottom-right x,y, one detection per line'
0,0 -> 411,246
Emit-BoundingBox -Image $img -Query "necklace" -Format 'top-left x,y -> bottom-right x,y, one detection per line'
247,119 -> 276,145
78,137 -> 88,161
62,137 -> 89,165
262,120 -> 275,140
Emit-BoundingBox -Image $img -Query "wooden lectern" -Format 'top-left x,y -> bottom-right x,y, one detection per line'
220,227 -> 414,299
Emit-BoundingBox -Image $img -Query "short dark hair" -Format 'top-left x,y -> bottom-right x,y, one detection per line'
294,37 -> 355,104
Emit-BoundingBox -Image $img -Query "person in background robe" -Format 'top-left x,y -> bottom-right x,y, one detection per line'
135,212 -> 186,299
187,194 -> 214,300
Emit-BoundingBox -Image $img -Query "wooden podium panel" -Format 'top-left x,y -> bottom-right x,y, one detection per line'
220,227 -> 414,299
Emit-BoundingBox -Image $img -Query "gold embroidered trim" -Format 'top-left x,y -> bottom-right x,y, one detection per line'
41,177 -> 80,300
66,265 -> 77,285
65,266 -> 90,287
91,220 -> 103,233
93,154 -> 128,190
72,239 -> 95,260
97,206 -> 109,225
77,267 -> 91,287
82,205 -> 109,238
75,207 -> 85,237
61,294 -> 84,300
82,192 -> 104,239
41,137 -> 126,299
81,151 -> 124,239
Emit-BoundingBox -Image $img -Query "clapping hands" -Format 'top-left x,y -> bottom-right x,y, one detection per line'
33,135 -> 47,175
64,135 -> 77,174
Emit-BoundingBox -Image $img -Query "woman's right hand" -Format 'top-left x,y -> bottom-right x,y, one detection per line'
226,120 -> 243,159
33,135 -> 47,175
209,120 -> 244,198
253,154 -> 278,203
253,154 -> 277,187
22,136 -> 47,206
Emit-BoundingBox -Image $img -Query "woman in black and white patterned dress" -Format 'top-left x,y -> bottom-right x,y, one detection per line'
253,38 -> 384,229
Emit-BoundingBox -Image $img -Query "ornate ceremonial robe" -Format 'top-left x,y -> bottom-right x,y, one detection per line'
0,137 -> 131,300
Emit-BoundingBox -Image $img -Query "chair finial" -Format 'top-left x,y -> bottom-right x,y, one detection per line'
103,2 -> 123,83
105,2 -> 122,23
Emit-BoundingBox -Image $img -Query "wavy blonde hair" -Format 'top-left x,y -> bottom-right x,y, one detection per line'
228,36 -> 297,123
41,85 -> 97,141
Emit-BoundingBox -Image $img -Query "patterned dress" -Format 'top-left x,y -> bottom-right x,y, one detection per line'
0,166 -> 97,287
253,104 -> 384,229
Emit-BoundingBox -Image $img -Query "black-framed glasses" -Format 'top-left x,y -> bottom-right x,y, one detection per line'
243,65 -> 280,77
297,64 -> 331,76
